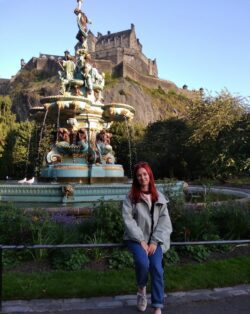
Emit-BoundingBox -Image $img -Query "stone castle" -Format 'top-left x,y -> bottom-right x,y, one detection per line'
87,24 -> 158,78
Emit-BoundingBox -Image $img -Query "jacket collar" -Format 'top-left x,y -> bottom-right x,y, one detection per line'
156,191 -> 169,205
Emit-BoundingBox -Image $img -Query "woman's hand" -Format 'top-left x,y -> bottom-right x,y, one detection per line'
140,240 -> 149,253
147,243 -> 157,256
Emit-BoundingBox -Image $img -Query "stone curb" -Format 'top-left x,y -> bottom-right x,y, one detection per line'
2,284 -> 250,313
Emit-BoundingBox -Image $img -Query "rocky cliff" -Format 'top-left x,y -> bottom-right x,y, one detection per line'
5,60 -> 196,125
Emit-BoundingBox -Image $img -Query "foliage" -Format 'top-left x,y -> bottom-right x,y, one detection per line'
187,91 -> 245,143
108,249 -> 134,269
142,85 -> 191,118
50,249 -> 89,271
91,202 -> 124,242
185,91 -> 249,179
2,251 -> 24,270
0,204 -> 31,244
0,92 -> 56,178
210,203 -> 250,239
83,230 -> 109,262
169,201 -> 250,243
164,248 -> 180,265
129,90 -> 249,180
103,72 -> 119,87
8,121 -> 35,178
185,245 -> 211,262
0,96 -> 16,176
109,121 -> 145,177
138,119 -> 191,179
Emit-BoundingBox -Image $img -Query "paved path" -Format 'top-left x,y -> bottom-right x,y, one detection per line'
2,284 -> 250,313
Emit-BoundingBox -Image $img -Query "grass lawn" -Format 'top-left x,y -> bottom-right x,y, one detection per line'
3,255 -> 250,300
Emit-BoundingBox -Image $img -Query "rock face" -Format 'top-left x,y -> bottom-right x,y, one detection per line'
104,78 -> 191,125
104,78 -> 162,124
8,76 -> 191,125
4,59 -> 194,125
9,68 -> 59,121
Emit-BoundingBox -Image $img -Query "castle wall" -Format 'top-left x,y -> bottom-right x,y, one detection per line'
92,47 -> 124,65
120,62 -> 178,92
96,33 -> 130,51
37,58 -> 60,75
92,45 -> 158,78
93,59 -> 113,74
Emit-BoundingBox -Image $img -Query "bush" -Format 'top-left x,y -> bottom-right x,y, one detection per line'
108,249 -> 134,269
50,249 -> 89,271
0,204 -> 30,244
164,248 -> 180,265
91,202 -> 124,242
211,203 -> 250,239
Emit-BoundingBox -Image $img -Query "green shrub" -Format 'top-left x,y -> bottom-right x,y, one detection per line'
108,249 -> 134,270
185,245 -> 211,262
211,203 -> 250,239
91,202 -> 124,242
0,204 -> 30,244
170,206 -> 218,242
84,230 -> 109,262
164,248 -> 180,265
50,249 -> 89,271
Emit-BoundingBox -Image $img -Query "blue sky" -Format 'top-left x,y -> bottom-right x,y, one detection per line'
0,0 -> 250,102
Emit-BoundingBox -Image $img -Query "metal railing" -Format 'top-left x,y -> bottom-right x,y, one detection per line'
1,239 -> 250,312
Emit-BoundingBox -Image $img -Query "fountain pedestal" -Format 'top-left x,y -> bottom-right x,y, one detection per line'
39,94 -> 135,183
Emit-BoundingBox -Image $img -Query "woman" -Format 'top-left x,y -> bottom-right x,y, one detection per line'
122,162 -> 172,314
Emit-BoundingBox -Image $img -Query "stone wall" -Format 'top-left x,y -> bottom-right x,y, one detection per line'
92,47 -> 124,65
93,59 -> 113,74
96,32 -> 131,51
21,57 -> 60,76
120,62 -> 178,92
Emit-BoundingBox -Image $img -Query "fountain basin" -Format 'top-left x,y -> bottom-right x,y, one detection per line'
102,103 -> 135,122
185,185 -> 250,208
0,182 -> 184,206
40,163 -> 126,183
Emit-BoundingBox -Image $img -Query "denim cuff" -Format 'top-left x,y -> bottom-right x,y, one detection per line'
151,303 -> 164,308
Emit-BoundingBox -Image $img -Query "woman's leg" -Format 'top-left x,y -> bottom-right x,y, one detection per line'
126,240 -> 149,288
126,241 -> 149,311
149,245 -> 164,309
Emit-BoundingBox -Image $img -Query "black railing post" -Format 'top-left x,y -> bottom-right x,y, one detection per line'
0,246 -> 3,313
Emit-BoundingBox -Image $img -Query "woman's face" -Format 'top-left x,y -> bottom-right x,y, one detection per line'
136,167 -> 150,191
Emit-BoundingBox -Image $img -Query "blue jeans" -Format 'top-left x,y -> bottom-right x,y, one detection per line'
126,240 -> 164,309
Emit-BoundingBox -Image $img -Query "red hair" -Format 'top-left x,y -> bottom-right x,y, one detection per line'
129,161 -> 158,203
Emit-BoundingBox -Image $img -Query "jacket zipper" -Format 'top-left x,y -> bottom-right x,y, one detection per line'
148,202 -> 155,244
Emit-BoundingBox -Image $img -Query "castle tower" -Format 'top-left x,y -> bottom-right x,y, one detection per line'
88,24 -> 158,78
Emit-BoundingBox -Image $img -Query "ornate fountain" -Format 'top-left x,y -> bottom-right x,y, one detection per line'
40,0 -> 135,184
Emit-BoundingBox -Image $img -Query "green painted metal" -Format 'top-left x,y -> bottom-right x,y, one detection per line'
0,182 -> 184,205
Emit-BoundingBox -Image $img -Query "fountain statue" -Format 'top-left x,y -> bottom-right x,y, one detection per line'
39,0 -> 135,183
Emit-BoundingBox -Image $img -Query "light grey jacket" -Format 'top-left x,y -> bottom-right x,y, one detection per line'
122,191 -> 173,253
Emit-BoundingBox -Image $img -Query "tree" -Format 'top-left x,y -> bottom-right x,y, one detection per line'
0,96 -> 16,158
186,91 -> 248,179
109,121 -> 145,178
187,91 -> 244,143
138,119 -> 191,179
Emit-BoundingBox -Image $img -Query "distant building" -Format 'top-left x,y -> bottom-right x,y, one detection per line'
87,24 -> 158,78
